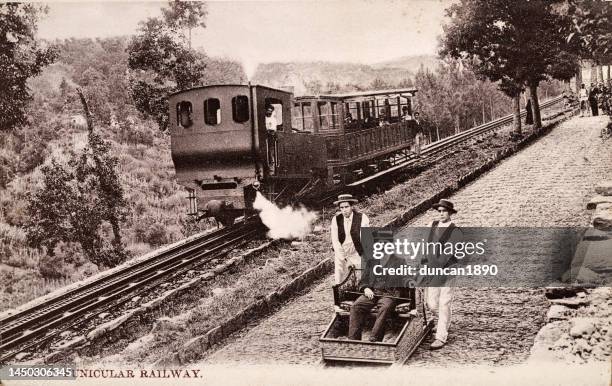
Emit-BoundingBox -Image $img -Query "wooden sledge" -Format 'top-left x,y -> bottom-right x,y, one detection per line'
319,268 -> 433,365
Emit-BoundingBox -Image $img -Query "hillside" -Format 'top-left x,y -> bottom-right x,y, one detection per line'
252,61 -> 414,95
371,54 -> 440,72
0,37 -> 245,311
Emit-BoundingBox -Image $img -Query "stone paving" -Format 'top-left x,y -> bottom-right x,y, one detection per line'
203,115 -> 612,365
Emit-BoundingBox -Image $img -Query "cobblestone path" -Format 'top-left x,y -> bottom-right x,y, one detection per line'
204,116 -> 612,365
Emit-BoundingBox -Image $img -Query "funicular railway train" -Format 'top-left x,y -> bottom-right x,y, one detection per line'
169,84 -> 419,225
169,85 -> 432,363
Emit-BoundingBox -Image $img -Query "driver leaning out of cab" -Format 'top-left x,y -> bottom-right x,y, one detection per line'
348,253 -> 410,342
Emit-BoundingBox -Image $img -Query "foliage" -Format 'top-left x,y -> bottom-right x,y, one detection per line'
0,3 -> 57,130
440,0 -> 576,132
199,57 -> 247,85
127,2 -> 208,131
370,78 -> 390,90
304,79 -> 323,95
413,60 -> 512,140
26,120 -> 129,269
161,0 -> 207,48
564,0 -> 612,64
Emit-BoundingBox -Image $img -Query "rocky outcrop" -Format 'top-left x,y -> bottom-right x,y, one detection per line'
531,287 -> 611,363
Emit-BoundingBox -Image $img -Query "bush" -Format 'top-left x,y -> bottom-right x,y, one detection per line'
93,246 -> 128,269
0,156 -> 15,189
39,253 -> 70,279
145,222 -> 169,246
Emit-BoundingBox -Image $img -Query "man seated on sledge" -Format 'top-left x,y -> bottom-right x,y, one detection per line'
348,251 -> 410,342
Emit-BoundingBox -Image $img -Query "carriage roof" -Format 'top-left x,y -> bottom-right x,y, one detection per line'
168,84 -> 292,98
296,87 -> 418,102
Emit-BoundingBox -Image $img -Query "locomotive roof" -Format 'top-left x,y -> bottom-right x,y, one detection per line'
296,87 -> 418,101
168,84 -> 292,98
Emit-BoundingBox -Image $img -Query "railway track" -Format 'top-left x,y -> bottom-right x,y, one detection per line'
0,219 -> 265,363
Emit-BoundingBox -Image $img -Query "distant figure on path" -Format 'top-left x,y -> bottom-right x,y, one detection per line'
579,84 -> 589,117
589,83 -> 599,117
525,99 -> 534,125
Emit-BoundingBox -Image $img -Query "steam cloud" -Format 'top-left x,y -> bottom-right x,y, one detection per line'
253,192 -> 317,240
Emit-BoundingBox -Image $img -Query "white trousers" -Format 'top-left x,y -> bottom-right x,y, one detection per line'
414,133 -> 422,156
334,253 -> 361,284
426,287 -> 454,343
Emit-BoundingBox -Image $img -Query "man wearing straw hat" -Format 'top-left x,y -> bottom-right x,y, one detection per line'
421,199 -> 462,350
330,194 -> 370,284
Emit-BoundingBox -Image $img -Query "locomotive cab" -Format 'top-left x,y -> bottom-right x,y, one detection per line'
169,84 -> 326,225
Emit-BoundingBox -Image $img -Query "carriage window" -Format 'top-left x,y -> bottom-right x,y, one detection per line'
400,97 -> 412,116
345,102 -> 361,121
377,99 -> 391,122
176,101 -> 193,128
204,98 -> 221,125
318,102 -> 330,130
302,103 -> 313,132
330,102 -> 338,129
292,103 -> 303,130
362,101 -> 371,119
389,98 -> 399,118
232,95 -> 249,123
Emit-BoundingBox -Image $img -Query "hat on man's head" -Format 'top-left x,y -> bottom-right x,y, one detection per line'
334,194 -> 358,206
432,199 -> 457,214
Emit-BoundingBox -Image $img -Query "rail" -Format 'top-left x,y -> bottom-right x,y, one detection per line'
0,219 -> 264,362
348,95 -> 566,187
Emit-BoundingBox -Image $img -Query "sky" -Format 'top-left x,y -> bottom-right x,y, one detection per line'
38,1 -> 453,74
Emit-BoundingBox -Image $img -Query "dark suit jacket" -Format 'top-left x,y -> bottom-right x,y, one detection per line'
359,255 -> 410,298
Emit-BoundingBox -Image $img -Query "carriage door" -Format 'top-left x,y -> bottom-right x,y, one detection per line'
264,97 -> 283,174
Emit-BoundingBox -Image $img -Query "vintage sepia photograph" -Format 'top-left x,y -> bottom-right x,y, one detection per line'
0,0 -> 610,385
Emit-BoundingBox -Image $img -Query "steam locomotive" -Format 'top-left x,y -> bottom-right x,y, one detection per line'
168,84 -> 419,225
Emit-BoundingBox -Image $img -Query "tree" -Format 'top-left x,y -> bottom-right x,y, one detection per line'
127,5 -> 207,131
413,60 -> 513,141
370,78 -> 389,90
0,3 -> 56,130
161,0 -> 207,49
304,79 -> 323,95
564,0 -> 611,64
77,89 -> 129,255
25,91 -> 129,268
440,0 -> 569,133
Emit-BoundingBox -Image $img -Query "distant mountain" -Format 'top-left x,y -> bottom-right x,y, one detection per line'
251,55 -> 439,96
252,61 -> 414,96
371,54 -> 440,73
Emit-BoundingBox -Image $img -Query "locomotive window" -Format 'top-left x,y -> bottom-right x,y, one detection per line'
177,101 -> 193,128
204,98 -> 221,125
232,95 -> 249,123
